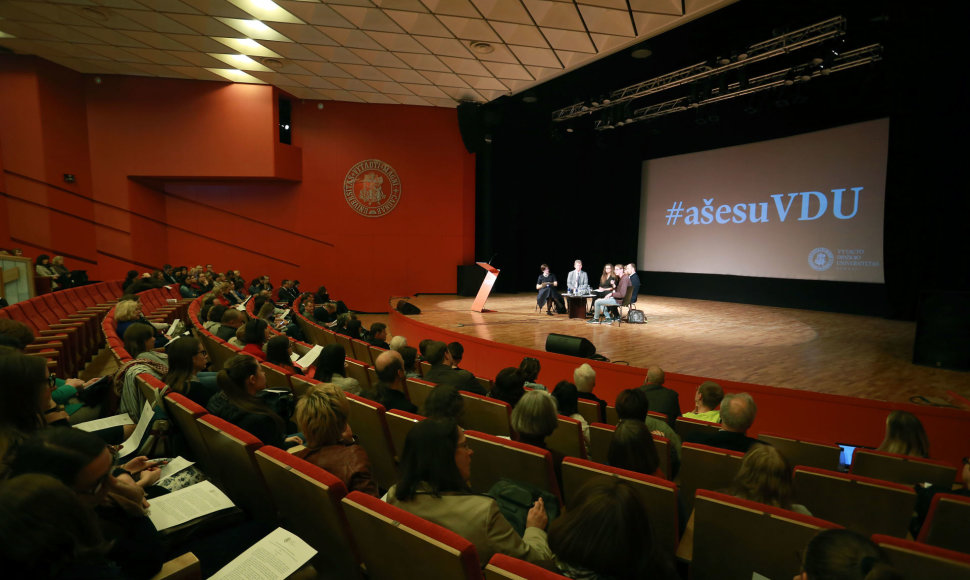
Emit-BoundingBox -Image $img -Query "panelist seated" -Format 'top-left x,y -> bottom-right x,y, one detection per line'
536,263 -> 564,315
589,264 -> 630,324
593,263 -> 618,299
566,259 -> 589,294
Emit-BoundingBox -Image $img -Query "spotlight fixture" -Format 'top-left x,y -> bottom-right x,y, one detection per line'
631,48 -> 652,59
470,41 -> 494,55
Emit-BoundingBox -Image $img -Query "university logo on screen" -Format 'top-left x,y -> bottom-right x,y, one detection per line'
344,159 -> 401,217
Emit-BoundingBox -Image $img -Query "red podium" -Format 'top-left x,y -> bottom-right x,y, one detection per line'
471,262 -> 500,312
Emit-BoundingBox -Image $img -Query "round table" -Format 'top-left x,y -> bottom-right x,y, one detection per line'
564,293 -> 596,319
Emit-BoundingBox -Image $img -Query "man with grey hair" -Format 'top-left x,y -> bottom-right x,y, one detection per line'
685,392 -> 763,453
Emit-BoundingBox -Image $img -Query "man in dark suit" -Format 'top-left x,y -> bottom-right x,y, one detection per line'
686,392 -> 763,453
363,350 -> 417,413
639,366 -> 681,422
367,322 -> 390,349
422,340 -> 484,395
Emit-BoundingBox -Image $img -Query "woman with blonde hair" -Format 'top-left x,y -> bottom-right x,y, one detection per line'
293,386 -> 377,496
877,410 -> 929,458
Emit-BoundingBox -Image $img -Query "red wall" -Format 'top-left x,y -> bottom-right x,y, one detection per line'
0,55 -> 475,311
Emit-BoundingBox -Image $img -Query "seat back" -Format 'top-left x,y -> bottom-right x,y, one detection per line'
588,422 -> 615,464
793,467 -> 916,538
691,490 -> 840,580
465,430 -> 562,503
561,458 -> 679,556
135,372 -> 160,408
198,332 -> 237,372
261,362 -> 293,392
604,404 -> 618,426
873,534 -> 970,580
350,339 -> 372,365
254,446 -> 362,579
917,493 -> 970,553
162,392 -> 213,475
460,391 -> 512,437
334,333 -> 354,357
678,443 -> 744,513
385,409 -> 424,461
290,375 -> 322,398
345,393 -> 398,489
474,375 -> 492,395
674,416 -> 721,441
576,398 -> 602,424
367,345 -> 386,368
759,433 -> 841,471
341,491 -> 482,580
196,415 -> 276,523
547,415 -> 586,459
484,554 -> 570,580
345,358 -> 371,392
851,449 -> 957,488
405,378 -> 436,412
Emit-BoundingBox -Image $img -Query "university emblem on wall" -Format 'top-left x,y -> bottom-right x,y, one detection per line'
343,159 -> 401,217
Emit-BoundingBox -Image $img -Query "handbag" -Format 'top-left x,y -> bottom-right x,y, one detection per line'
628,309 -> 646,324
486,477 -> 560,536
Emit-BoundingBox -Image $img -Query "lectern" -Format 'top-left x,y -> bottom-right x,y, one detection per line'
471,262 -> 499,312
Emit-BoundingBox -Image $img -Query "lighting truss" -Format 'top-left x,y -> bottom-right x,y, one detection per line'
592,44 -> 883,130
552,16 -> 848,122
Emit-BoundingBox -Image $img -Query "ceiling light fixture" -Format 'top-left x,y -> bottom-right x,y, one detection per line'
470,41 -> 494,55
631,48 -> 652,59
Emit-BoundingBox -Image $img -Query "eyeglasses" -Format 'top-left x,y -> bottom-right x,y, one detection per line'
48,374 -> 57,389
76,471 -> 111,496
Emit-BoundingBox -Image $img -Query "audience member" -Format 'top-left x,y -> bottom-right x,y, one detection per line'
877,410 -> 929,458
422,340 -> 483,394
204,304 -> 227,333
387,419 -> 553,568
277,279 -> 299,304
615,388 -> 682,461
216,308 -> 246,342
313,344 -> 361,395
511,390 -> 563,487
423,384 -> 464,424
519,357 -> 546,391
365,350 -> 416,413
344,317 -> 364,340
447,341 -> 465,368
293,386 -> 378,496
115,299 -> 167,347
114,323 -> 169,421
0,349 -> 51,458
207,354 -> 299,449
683,381 -> 724,423
609,419 -> 664,478
729,444 -> 811,514
800,529 -> 901,580
573,363 -> 606,418
400,345 -> 420,378
240,319 -> 268,360
265,335 -> 303,375
368,322 -> 390,349
548,478 -> 676,580
638,366 -> 681,422
491,367 -> 526,408
389,335 -> 408,352
551,381 -> 589,449
685,392 -> 763,453
163,336 -> 218,407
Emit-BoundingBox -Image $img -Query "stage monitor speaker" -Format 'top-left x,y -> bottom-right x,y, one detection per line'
913,290 -> 970,371
545,333 -> 596,359
396,300 -> 421,315
457,102 -> 482,154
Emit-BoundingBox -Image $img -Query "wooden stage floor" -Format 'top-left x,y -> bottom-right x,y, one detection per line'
390,293 -> 970,406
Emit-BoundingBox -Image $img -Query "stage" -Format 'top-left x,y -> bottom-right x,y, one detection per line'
393,293 -> 970,406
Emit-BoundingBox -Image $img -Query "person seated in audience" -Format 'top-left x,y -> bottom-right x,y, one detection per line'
400,345 -> 420,378
115,299 -> 168,348
615,388 -> 682,475
204,304 -> 227,333
125,272 -> 163,295
511,390 -> 564,488
519,357 -> 546,391
685,392 -> 763,453
367,322 -> 390,349
638,366 -> 681,422
5,428 -> 166,579
363,350 -> 416,413
208,282 -> 232,308
422,340 -> 483,394
0,473 -> 118,578
256,300 -> 277,326
447,341 -> 464,369
249,275 -> 272,296
876,410 -> 930,458
345,317 -> 364,340
573,363 -> 606,417
799,529 -> 901,580
298,292 -> 315,317
265,335 -> 303,375
50,255 -> 73,287
683,381 -> 724,423
34,254 -> 64,289
293,385 -> 378,496
389,334 -> 407,352
551,381 -> 590,450
424,384 -> 465,424
386,419 -> 553,568
548,478 -> 677,580
122,269 -> 139,293
0,348 -> 58,458
229,324 -> 247,349
216,308 -> 246,342
608,419 -> 664,478
114,323 -> 169,422
240,319 -> 268,360
313,344 -> 361,395
163,336 -> 218,407
418,338 -> 432,361
313,301 -> 338,325
179,272 -> 202,298
729,444 -> 811,514
331,312 -> 352,334
277,279 -> 299,305
491,367 -> 527,408
207,354 -> 300,449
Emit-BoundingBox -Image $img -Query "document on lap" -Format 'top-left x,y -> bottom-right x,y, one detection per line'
210,527 -> 316,580
147,480 -> 235,531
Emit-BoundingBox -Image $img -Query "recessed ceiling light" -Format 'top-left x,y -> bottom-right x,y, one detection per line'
470,41 -> 494,55
631,48 -> 652,59
261,57 -> 284,70
522,94 -> 537,103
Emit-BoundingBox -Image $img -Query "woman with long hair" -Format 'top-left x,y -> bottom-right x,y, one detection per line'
293,386 -> 377,495
265,335 -> 303,375
877,410 -> 930,458
163,336 -> 217,407
313,344 -> 361,395
552,381 -> 589,450
0,348 -> 50,457
387,419 -> 552,567
206,354 -> 298,449
608,419 -> 663,478
240,319 -> 268,361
